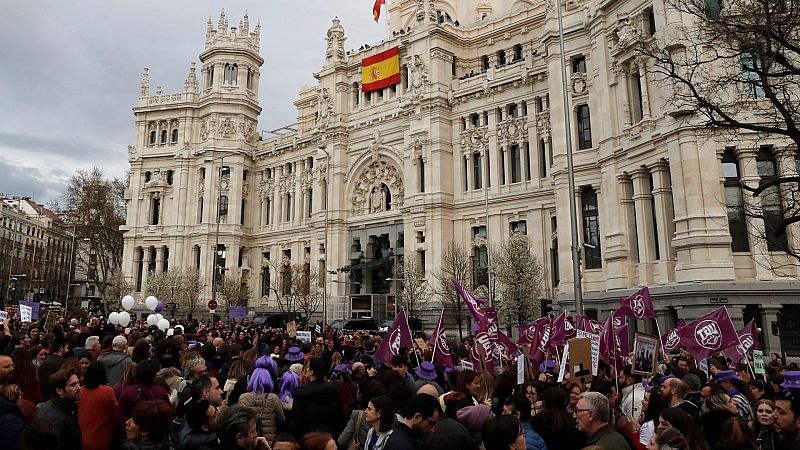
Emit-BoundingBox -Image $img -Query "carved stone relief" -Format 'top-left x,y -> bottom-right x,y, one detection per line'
460,126 -> 488,154
409,55 -> 430,102
535,110 -> 551,135
351,161 -> 404,215
200,118 -> 216,141
219,118 -> 236,137
497,117 -> 529,145
325,18 -> 346,61
316,87 -> 335,131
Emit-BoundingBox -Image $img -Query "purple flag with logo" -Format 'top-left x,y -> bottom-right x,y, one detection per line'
676,307 -> 740,361
549,311 -> 576,350
470,307 -> 499,373
617,287 -> 656,320
429,310 -> 454,368
578,315 -> 604,335
452,279 -> 486,330
375,308 -> 413,365
497,330 -> 520,359
722,320 -> 762,363
661,320 -> 687,353
19,301 -> 40,321
523,317 -> 552,366
600,311 -> 628,368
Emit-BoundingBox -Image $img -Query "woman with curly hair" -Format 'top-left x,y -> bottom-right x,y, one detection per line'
238,355 -> 285,443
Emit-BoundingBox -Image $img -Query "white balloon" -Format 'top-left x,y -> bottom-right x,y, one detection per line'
145,296 -> 158,311
108,312 -> 120,325
167,328 -> 174,336
157,318 -> 170,331
146,314 -> 159,326
121,295 -> 135,311
117,311 -> 131,327
155,314 -> 164,322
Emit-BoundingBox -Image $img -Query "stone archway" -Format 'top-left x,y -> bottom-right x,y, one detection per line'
351,160 -> 404,215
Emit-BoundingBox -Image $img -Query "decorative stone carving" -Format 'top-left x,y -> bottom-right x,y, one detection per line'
535,110 -> 551,135
219,118 -> 236,137
278,173 -> 295,193
367,129 -> 402,161
351,161 -> 404,215
200,118 -> 216,141
460,126 -> 488,154
416,0 -> 425,21
611,14 -> 640,55
409,137 -> 425,161
144,169 -> 170,189
257,178 -> 274,199
316,88 -> 334,130
370,186 -> 386,212
239,120 -> 257,143
427,0 -> 437,22
571,72 -> 588,96
409,55 -> 430,101
472,234 -> 487,248
299,168 -> 314,190
325,18 -> 346,61
497,117 -> 528,145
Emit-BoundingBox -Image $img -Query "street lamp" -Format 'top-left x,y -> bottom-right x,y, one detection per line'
203,151 -> 236,316
319,145 -> 331,325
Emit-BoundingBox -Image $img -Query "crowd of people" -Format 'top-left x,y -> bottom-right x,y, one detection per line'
0,314 -> 798,450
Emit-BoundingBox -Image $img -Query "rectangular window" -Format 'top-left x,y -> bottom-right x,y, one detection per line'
151,198 -> 160,225
539,139 -> 548,178
582,186 -> 602,269
511,145 -> 522,183
551,216 -> 559,287
261,267 -> 271,297
577,105 -> 593,150
221,166 -> 231,179
472,226 -> 488,288
473,153 -> 483,190
197,197 -> 204,224
500,149 -> 507,185
510,220 -> 527,234
631,71 -> 644,123
572,56 -> 587,74
419,158 -> 425,192
218,195 -> 228,223
741,52 -> 766,99
525,142 -> 532,181
463,158 -> 469,191
240,199 -> 246,225
307,188 -> 313,219
215,245 -> 226,282
757,150 -> 789,251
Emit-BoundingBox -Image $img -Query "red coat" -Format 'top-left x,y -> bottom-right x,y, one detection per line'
78,385 -> 117,450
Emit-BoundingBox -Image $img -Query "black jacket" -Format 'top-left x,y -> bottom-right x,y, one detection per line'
35,396 -> 82,450
384,422 -> 419,450
531,410 -> 588,450
290,379 -> 343,439
0,396 -> 23,450
421,417 -> 475,450
701,410 -> 738,448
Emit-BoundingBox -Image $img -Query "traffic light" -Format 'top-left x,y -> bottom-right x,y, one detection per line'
540,299 -> 554,318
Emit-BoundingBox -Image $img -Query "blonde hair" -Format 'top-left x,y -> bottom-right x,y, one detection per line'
0,384 -> 21,404
477,371 -> 497,404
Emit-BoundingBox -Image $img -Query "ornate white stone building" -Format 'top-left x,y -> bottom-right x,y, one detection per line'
121,2 -> 800,353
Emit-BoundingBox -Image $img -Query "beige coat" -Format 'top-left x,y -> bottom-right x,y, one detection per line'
238,392 -> 285,442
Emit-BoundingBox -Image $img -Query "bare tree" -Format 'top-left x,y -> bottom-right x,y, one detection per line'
267,259 -> 321,326
397,255 -> 429,323
637,0 -> 800,267
145,269 -> 204,318
104,269 -> 132,313
433,241 -> 473,339
174,269 -> 203,319
57,167 -> 127,302
217,274 -> 251,311
493,232 -> 544,326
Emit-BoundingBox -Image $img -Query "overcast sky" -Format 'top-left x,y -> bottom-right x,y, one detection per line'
0,1 -> 387,205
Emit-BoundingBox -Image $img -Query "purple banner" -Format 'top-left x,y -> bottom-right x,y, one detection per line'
19,301 -> 40,321
228,306 -> 248,319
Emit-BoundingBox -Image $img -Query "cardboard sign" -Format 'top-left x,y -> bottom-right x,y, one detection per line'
460,360 -> 474,371
0,311 -> 7,321
415,338 -> 429,352
568,337 -> 593,385
753,350 -> 765,374
576,329 -> 600,376
315,324 -> 322,334
287,321 -> 297,337
698,358 -> 709,376
296,331 -> 312,342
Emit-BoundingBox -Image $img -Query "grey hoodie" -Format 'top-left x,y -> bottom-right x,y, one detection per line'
97,350 -> 132,386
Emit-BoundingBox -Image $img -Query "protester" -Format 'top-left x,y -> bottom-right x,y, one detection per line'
716,417 -> 760,450
0,383 -> 25,450
78,361 -> 118,450
360,394 -> 394,450
215,404 -> 271,450
752,399 -> 776,450
34,368 -> 82,450
291,357 -> 343,438
481,415 -> 526,450
773,385 -> 800,450
717,370 -> 756,423
238,355 -> 285,443
647,427 -> 687,450
383,393 -> 442,450
10,348 -> 40,404
662,378 -> 700,420
503,393 -> 548,450
575,392 -> 631,450
99,335 -> 133,386
122,400 -> 174,450
701,392 -> 739,448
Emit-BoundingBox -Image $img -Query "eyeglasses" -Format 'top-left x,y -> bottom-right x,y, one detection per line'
573,408 -> 593,415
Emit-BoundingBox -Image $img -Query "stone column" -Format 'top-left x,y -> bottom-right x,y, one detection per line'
776,146 -> 799,259
465,153 -> 473,191
487,109 -> 499,190
651,161 -> 676,282
736,148 -> 773,280
631,168 -> 656,284
621,68 -> 632,128
141,247 -> 152,291
637,59 -> 651,120
155,246 -> 165,273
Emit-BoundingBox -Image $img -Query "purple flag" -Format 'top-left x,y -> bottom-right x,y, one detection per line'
497,330 -> 520,359
549,311 -> 576,350
722,320 -> 762,363
578,315 -> 604,335
471,307 -> 499,373
617,287 -> 656,319
452,279 -> 486,328
429,310 -> 454,368
600,311 -> 629,368
661,320 -> 687,353
19,301 -> 40,321
526,317 -> 552,367
676,307 -> 740,361
375,308 -> 413,365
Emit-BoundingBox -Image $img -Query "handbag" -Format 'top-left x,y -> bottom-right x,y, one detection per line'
346,411 -> 365,450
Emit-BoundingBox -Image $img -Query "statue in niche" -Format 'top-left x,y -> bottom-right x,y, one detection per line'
370,185 -> 386,213
317,88 -> 334,130
409,55 -> 430,101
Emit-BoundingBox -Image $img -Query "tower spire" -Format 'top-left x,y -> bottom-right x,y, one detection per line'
242,11 -> 250,34
140,68 -> 150,97
218,9 -> 228,35
184,62 -> 197,93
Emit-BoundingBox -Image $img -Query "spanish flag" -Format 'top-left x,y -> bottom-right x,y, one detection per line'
373,0 -> 385,22
362,47 -> 400,92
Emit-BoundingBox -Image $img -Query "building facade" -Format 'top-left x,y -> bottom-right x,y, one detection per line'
121,2 -> 800,354
0,196 -> 74,308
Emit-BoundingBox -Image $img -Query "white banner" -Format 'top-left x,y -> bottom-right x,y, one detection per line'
558,343 -> 570,382
296,331 -> 312,342
516,354 -> 525,385
576,329 -> 601,376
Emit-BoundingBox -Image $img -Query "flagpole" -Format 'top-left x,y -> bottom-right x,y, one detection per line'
725,308 -> 756,380
432,308 -> 444,363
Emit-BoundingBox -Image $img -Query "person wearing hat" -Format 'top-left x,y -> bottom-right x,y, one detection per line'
414,361 -> 443,395
716,369 -> 755,423
774,373 -> 800,450
284,347 -> 304,364
457,404 -> 493,448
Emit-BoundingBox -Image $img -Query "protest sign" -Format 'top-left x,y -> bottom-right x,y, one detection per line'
287,321 -> 297,337
753,350 -> 765,374
296,331 -> 312,342
576,329 -> 600,376
517,354 -> 525,385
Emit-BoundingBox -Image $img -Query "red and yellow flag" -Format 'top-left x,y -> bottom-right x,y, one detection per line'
373,0 -> 385,22
362,47 -> 400,92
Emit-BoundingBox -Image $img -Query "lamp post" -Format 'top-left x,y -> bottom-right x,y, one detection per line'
319,145 -> 331,325
482,144 -> 493,307
63,225 -> 79,311
555,0 -> 584,314
203,152 -> 235,318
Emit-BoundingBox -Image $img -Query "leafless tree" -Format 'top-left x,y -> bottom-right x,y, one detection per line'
56,167 -> 127,303
397,255 -> 430,322
267,259 -> 321,326
637,0 -> 800,269
433,241 -> 473,339
493,232 -> 544,326
217,274 -> 251,311
104,269 -> 132,313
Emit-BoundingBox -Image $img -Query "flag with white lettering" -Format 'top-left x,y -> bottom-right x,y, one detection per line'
375,308 -> 413,365
452,279 -> 486,328
676,307 -> 740,361
617,286 -> 656,319
429,310 -> 454,368
722,320 -> 761,364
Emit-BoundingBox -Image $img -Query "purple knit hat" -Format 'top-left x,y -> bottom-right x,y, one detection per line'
457,404 -> 492,432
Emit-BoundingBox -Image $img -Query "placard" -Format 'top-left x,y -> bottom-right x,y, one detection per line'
753,350 -> 765,374
287,321 -> 297,337
19,301 -> 39,321
0,311 -> 7,321
415,337 -> 429,352
632,332 -> 658,376
557,343 -> 570,382
19,304 -> 32,323
296,331 -> 312,342
516,354 -> 525,385
698,358 -> 709,376
576,329 -> 600,376
460,360 -> 474,371
568,337 -> 593,385
228,306 -> 247,319
315,324 -> 322,334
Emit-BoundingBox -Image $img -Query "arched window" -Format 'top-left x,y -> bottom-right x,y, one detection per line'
381,184 -> 392,211
224,63 -> 238,85
160,130 -> 168,144
149,131 -> 156,145
171,129 -> 179,143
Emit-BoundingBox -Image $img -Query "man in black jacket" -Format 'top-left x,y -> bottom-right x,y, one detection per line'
35,368 -> 82,450
385,393 -> 442,450
290,356 -> 343,439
